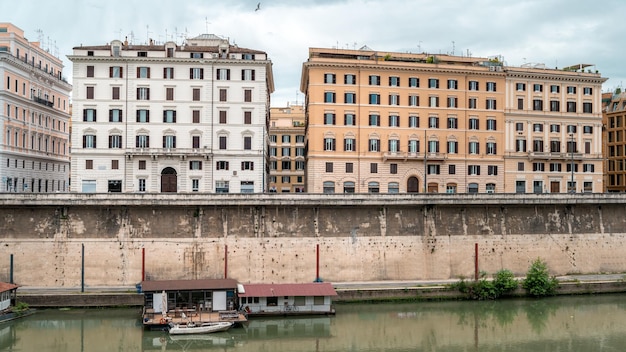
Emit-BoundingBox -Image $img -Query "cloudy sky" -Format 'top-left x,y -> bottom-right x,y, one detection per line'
3,0 -> 624,106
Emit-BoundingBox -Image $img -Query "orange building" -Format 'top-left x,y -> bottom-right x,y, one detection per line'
268,105 -> 305,192
604,90 -> 626,192
301,47 -> 505,193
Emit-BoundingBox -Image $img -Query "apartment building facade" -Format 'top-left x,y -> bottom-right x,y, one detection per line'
504,64 -> 606,193
604,90 -> 626,192
301,47 -> 506,193
0,23 -> 71,193
68,34 -> 273,193
268,105 -> 305,192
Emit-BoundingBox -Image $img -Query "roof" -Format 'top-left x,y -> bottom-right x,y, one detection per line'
0,282 -> 18,293
238,283 -> 337,297
141,279 -> 238,292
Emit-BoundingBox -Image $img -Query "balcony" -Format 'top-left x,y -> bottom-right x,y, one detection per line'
528,151 -> 585,161
424,152 -> 447,161
33,96 -> 54,108
125,147 -> 211,159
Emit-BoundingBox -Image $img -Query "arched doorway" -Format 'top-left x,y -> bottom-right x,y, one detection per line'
407,176 -> 419,193
161,167 -> 178,193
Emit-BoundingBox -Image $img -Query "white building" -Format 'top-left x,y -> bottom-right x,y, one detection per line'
68,34 -> 273,193
0,23 -> 71,193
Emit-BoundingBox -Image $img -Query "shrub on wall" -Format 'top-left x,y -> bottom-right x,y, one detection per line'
453,269 -> 518,300
522,258 -> 559,297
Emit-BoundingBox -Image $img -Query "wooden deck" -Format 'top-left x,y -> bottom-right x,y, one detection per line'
142,308 -> 247,329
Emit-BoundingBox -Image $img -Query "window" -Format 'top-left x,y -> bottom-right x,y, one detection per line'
468,141 -> 480,154
324,138 -> 335,151
428,164 -> 440,175
137,67 -> 150,78
219,89 -> 227,102
550,85 -> 560,93
216,181 -> 229,193
429,96 -> 439,107
428,140 -> 439,153
219,136 -> 227,150
281,147 -> 290,156
369,138 -> 380,152
138,160 -> 146,170
533,123 -> 543,132
87,66 -> 94,77
163,67 -> 174,79
137,87 -> 150,100
533,162 -> 545,172
83,109 -> 97,122
409,115 -> 419,128
447,97 -> 457,108
281,176 -> 291,183
550,140 -> 561,152
429,116 -> 439,128
244,136 -> 252,150
567,125 -> 577,133
389,94 -> 399,105
428,78 -> 439,88
369,94 -> 380,105
369,114 -> 380,126
324,92 -> 335,103
325,162 -> 333,172
468,81 -> 479,91
389,115 -> 399,127
344,114 -> 355,126
344,138 -> 355,151
189,161 -> 203,170
486,99 -> 496,110
163,135 -> 176,148
242,69 -> 255,81
192,136 -> 200,149
369,75 -> 380,85
468,165 -> 480,175
136,135 -> 149,148
533,84 -> 543,92
517,98 -> 524,110
137,109 -> 149,123
390,163 -> 398,174
217,68 -> 230,80
583,87 -> 592,95
86,160 -> 93,169
110,66 -> 123,78
282,135 -> 291,143
533,139 -> 544,152
109,135 -> 122,148
296,161 -> 305,170
370,163 -> 378,173
486,119 -> 496,130
388,139 -> 399,152
409,77 -> 419,87
244,89 -> 252,102
388,182 -> 399,193
583,102 -> 592,113
447,79 -> 458,90
408,140 -> 419,153
112,86 -> 120,100
83,135 -> 96,148
447,117 -> 458,129
486,142 -> 497,155
323,181 -> 335,194
345,163 -> 353,173
244,111 -> 252,124
469,118 -> 479,130
241,161 -> 254,170
516,83 -> 526,91
389,76 -> 400,86
583,125 -> 593,134
344,74 -> 356,84
192,88 -> 200,101
408,95 -> 419,106
216,161 -> 229,170
567,86 -> 576,94
468,98 -> 477,109
550,163 -> 562,172
447,140 -> 458,154
163,110 -> 176,123
487,165 -> 498,175
345,92 -> 356,104
86,86 -> 94,99
486,82 -> 496,91
324,113 -> 336,125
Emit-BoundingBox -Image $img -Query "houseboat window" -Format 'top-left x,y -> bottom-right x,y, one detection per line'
314,296 -> 324,305
294,296 -> 306,306
253,297 -> 259,303
267,297 -> 278,306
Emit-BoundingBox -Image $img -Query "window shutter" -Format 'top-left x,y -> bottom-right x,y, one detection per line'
163,136 -> 166,147
109,110 -> 113,121
109,67 -> 113,78
251,70 -> 255,81
163,110 -> 166,122
173,111 -> 176,123
109,136 -> 112,148
189,68 -> 193,79
200,68 -> 204,79
226,69 -> 230,80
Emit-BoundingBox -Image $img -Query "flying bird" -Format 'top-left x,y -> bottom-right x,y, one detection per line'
255,2 -> 260,11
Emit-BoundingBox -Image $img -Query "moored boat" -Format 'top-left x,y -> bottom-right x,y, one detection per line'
168,321 -> 233,335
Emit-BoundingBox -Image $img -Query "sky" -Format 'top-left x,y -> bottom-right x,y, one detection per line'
3,0 -> 625,107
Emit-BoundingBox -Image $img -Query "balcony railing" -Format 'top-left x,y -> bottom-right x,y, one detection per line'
33,96 -> 54,108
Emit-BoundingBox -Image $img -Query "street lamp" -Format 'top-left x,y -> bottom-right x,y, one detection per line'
569,133 -> 575,193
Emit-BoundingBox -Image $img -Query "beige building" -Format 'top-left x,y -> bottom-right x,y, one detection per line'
0,23 -> 71,193
603,90 -> 626,192
301,47 -> 506,193
504,64 -> 606,193
268,105 -> 305,192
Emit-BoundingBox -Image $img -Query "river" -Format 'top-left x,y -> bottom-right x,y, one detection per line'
2,294 -> 626,351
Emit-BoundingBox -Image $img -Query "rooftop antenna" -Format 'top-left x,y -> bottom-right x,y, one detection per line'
36,29 -> 43,44
146,25 -> 151,44
451,41 -> 455,56
129,31 -> 135,45
115,28 -> 122,40
205,17 -> 210,34
417,41 -> 422,53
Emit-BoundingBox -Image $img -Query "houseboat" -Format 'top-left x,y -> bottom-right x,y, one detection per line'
141,279 -> 247,329
0,282 -> 33,323
238,282 -> 337,316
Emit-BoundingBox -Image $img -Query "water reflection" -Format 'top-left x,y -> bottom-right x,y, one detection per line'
3,295 -> 626,351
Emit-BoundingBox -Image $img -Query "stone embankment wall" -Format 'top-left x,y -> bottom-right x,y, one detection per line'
1,193 -> 625,288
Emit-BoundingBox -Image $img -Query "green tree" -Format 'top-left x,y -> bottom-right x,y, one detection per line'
522,258 -> 559,297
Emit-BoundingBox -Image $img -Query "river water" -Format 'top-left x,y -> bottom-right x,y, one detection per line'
2,294 -> 626,351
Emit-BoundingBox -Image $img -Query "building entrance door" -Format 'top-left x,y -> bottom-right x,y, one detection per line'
550,181 -> 560,193
407,177 -> 419,193
161,167 -> 177,193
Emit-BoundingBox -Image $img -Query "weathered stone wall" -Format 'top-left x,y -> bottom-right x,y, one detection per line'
1,194 -> 626,287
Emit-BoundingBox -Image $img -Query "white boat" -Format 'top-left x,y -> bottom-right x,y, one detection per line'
168,321 -> 233,335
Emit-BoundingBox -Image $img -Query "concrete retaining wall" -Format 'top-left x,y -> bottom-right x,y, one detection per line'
1,194 -> 626,288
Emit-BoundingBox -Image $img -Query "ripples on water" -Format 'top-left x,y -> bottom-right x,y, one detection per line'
3,294 -> 626,351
